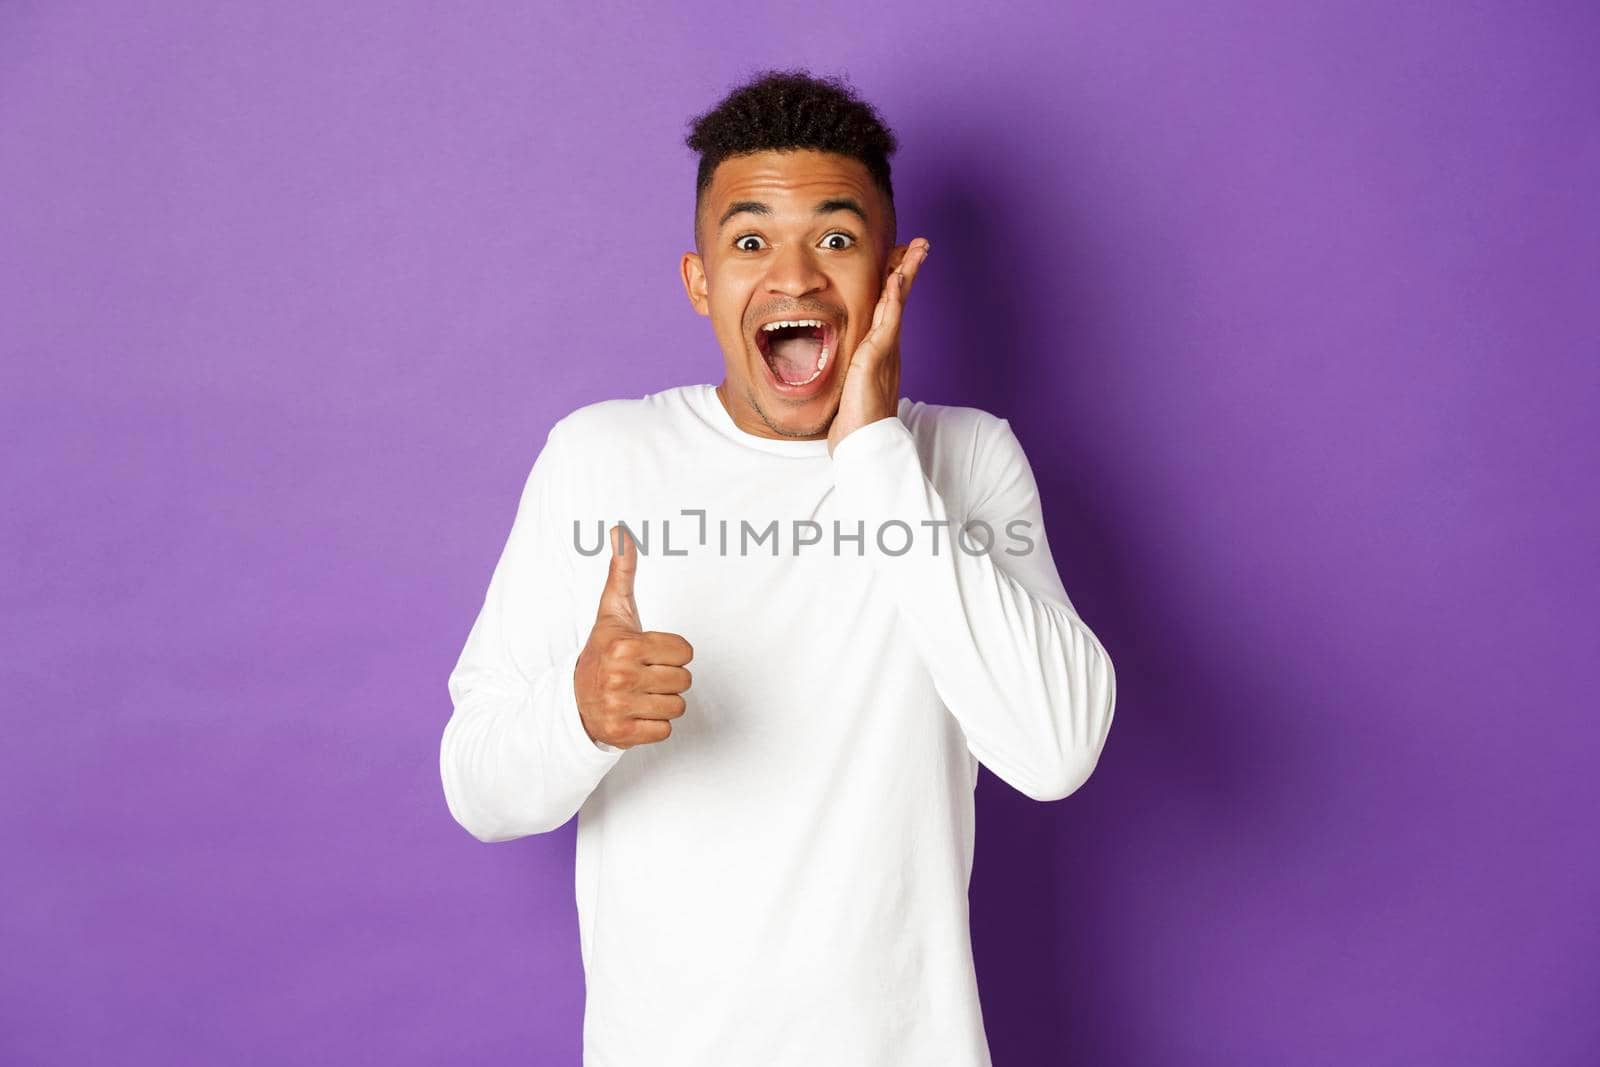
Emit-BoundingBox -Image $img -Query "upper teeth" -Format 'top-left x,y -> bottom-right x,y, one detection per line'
761,319 -> 825,331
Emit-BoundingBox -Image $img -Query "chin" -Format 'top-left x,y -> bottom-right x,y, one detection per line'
749,378 -> 837,437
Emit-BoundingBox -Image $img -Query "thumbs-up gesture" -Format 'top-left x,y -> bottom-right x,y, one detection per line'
574,525 -> 695,749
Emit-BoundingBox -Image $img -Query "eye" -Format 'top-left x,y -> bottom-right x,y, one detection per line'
733,234 -> 766,252
820,231 -> 856,251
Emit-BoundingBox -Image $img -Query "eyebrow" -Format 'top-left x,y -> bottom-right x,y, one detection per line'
717,197 -> 869,232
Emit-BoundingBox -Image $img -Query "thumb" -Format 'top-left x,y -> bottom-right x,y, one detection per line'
595,524 -> 641,630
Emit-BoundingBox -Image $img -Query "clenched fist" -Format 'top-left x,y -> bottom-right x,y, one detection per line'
574,525 -> 695,748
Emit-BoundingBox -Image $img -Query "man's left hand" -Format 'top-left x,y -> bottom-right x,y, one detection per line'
827,238 -> 932,457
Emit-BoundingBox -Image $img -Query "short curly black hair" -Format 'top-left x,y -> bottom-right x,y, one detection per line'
684,68 -> 899,250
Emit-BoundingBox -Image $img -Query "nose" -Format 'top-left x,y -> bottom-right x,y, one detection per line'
763,240 -> 828,300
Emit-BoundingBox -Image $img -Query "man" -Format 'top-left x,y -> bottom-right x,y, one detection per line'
440,69 -> 1116,1066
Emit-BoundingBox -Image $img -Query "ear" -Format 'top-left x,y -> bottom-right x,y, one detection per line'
883,241 -> 911,280
680,251 -> 710,317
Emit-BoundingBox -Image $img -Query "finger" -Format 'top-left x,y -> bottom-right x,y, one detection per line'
869,285 -> 889,332
869,272 -> 907,349
623,718 -> 674,745
899,239 -> 931,299
639,630 -> 694,667
596,524 -> 640,629
625,692 -> 688,720
855,247 -> 924,371
852,291 -> 893,371
889,241 -> 930,302
869,243 -> 924,333
878,239 -> 929,308
640,664 -> 691,694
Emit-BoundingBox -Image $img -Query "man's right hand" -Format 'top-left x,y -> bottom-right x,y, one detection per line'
574,525 -> 694,749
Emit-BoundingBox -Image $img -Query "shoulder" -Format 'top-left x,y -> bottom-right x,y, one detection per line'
899,395 -> 1008,437
550,385 -> 701,448
892,397 -> 1026,515
897,396 -> 1017,470
527,386 -> 704,513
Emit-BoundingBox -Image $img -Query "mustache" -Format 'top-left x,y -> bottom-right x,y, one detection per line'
746,303 -> 844,328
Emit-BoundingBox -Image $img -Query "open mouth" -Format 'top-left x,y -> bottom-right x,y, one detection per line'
754,319 -> 834,388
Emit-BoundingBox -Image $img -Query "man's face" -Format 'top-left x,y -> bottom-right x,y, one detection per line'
681,149 -> 907,440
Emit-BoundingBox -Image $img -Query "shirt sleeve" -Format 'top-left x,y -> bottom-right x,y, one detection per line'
829,413 -> 1117,802
440,422 -> 624,843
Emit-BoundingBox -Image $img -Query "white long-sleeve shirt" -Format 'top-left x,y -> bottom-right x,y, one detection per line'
441,383 -> 1116,1066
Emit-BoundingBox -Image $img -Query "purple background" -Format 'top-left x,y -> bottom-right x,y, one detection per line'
3,3 -> 1595,1064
